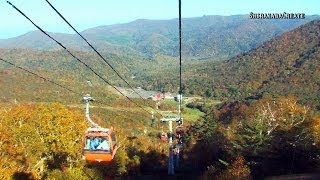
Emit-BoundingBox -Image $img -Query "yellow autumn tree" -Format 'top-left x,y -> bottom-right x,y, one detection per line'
311,115 -> 320,145
218,156 -> 251,180
0,103 -> 95,179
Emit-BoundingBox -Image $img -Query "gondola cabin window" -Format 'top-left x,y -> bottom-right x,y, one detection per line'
84,136 -> 111,152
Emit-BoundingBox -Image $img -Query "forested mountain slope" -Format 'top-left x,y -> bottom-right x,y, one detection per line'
186,20 -> 320,106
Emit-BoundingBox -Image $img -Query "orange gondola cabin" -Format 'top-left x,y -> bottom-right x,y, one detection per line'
82,127 -> 117,163
160,132 -> 168,142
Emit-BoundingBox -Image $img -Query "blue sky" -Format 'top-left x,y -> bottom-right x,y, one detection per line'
0,0 -> 319,39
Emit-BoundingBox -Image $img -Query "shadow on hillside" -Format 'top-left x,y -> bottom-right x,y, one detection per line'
12,172 -> 33,180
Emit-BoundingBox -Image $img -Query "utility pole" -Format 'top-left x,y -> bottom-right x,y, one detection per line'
151,111 -> 155,127
160,116 -> 180,175
83,94 -> 99,128
177,94 -> 183,124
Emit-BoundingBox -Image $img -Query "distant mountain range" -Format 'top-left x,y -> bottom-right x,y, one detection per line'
178,19 -> 320,106
1,16 -> 320,108
0,15 -> 319,60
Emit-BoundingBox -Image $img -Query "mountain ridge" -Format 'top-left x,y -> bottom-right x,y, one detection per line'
190,19 -> 320,105
1,15 -> 319,59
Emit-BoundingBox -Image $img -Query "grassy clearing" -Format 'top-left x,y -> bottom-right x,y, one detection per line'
183,107 -> 205,122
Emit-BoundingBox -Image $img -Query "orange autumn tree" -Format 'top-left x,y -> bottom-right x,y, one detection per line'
0,103 -> 90,179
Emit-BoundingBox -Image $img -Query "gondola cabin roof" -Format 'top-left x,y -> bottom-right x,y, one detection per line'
86,127 -> 110,133
84,127 -> 112,137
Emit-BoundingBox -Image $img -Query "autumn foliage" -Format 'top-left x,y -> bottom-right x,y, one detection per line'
187,96 -> 320,178
0,103 -> 97,179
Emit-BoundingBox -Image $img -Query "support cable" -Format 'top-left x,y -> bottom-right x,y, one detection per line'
0,57 -> 82,96
6,0 -> 152,116
0,57 -> 145,123
178,0 -> 183,125
45,0 -> 161,115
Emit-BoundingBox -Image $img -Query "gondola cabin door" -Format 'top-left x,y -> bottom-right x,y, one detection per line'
82,127 -> 117,163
